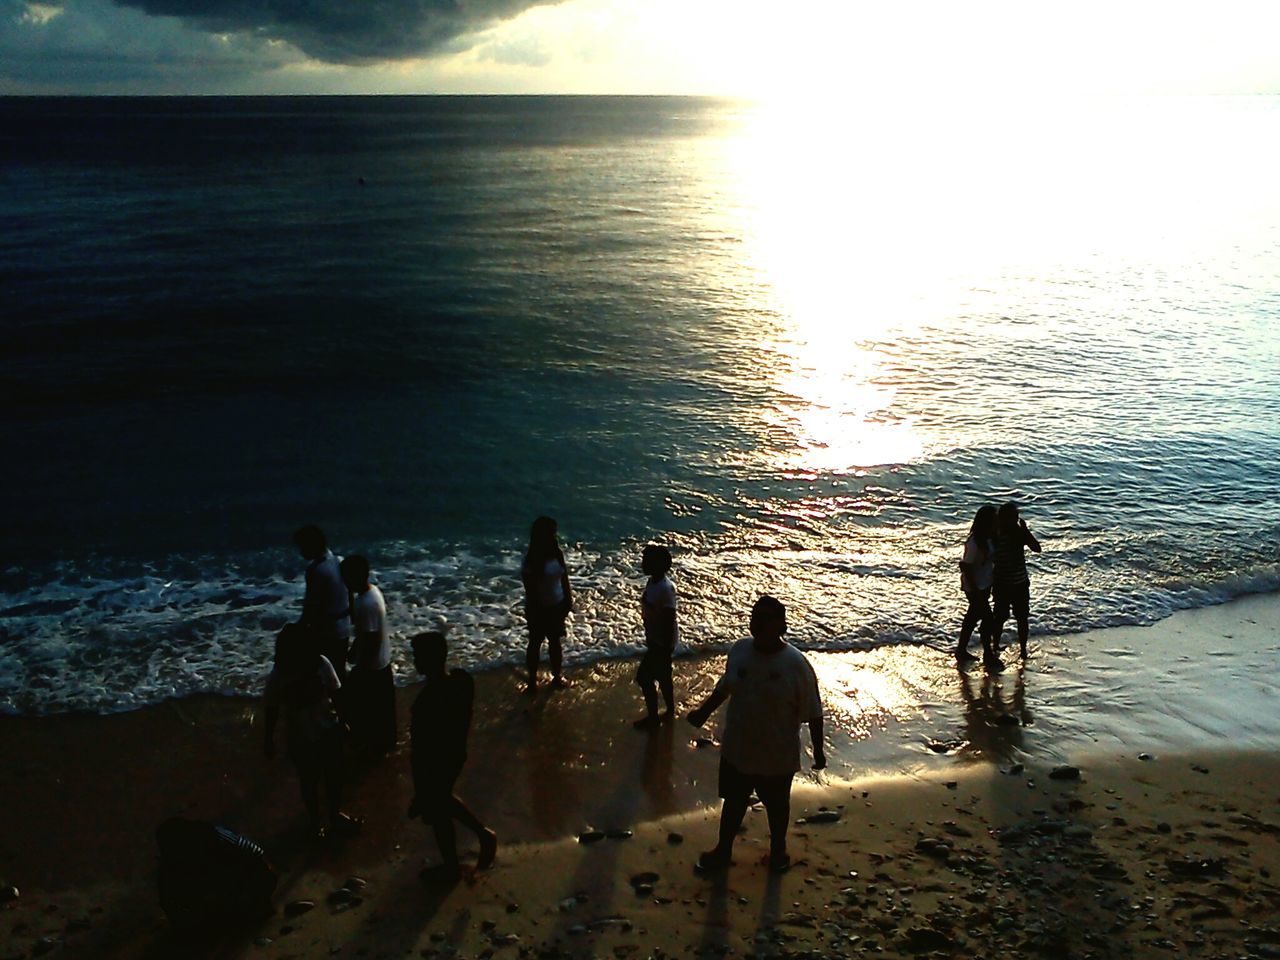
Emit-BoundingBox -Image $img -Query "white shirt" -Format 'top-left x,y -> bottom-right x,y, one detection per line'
350,584 -> 390,671
961,536 -> 994,593
641,576 -> 678,648
523,556 -> 566,608
715,639 -> 823,776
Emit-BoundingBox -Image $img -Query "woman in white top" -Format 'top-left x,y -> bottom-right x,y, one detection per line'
957,504 -> 1000,671
520,516 -> 574,692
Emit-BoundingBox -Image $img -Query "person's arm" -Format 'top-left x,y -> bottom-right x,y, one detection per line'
1020,519 -> 1042,554
561,568 -> 573,613
687,687 -> 728,727
808,716 -> 826,769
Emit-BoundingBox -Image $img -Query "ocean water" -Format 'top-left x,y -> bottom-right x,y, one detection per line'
2,95 -> 1279,715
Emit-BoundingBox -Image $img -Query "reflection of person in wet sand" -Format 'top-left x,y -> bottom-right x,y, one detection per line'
633,544 -> 678,729
958,666 -> 1031,765
408,631 -> 497,883
957,504 -> 1000,672
520,517 -> 574,693
992,502 -> 1042,659
687,595 -> 825,874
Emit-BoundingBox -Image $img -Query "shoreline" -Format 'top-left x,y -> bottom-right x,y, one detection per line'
1,592 -> 1278,957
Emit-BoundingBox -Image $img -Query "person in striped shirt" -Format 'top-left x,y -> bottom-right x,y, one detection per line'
991,502 -> 1042,659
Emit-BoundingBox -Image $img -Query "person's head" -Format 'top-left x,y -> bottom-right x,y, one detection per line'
340,555 -> 370,593
526,516 -> 561,561
997,501 -> 1020,532
969,504 -> 997,541
641,544 -> 672,578
274,621 -> 318,676
293,524 -> 327,560
749,595 -> 787,651
411,630 -> 448,676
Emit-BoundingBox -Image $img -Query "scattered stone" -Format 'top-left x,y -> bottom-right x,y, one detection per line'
1167,857 -> 1226,879
32,938 -> 60,957
905,927 -> 953,952
0,885 -> 18,903
914,838 -> 952,860
630,872 -> 660,887
667,833 -> 684,845
505,902 -> 520,913
1157,823 -> 1172,834
492,933 -> 519,947
1004,763 -> 1024,775
1138,753 -> 1153,761
284,900 -> 316,917
1191,764 -> 1210,775
926,739 -> 965,754
799,811 -> 841,824
944,781 -> 958,790
344,877 -> 367,890
578,831 -> 606,845
328,888 -> 359,906
605,829 -> 633,841
253,937 -> 272,948
692,738 -> 717,749
1049,765 -> 1081,781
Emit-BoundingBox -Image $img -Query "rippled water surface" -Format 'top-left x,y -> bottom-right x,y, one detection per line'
2,95 -> 1278,713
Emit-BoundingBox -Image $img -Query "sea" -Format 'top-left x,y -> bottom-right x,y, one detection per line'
2,94 -> 1279,716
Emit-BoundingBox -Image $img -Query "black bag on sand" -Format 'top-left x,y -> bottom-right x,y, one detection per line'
156,818 -> 276,925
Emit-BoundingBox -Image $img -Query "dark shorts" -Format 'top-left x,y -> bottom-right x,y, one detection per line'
635,646 -> 673,686
718,757 -> 793,808
993,580 -> 1031,622
526,602 -> 568,644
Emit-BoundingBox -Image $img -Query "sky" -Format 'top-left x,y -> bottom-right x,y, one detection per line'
3,0 -> 1280,97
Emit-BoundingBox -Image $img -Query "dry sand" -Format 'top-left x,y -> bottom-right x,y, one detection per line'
2,594 -> 1278,959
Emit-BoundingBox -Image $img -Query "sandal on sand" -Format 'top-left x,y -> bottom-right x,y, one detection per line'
768,853 -> 792,874
477,829 -> 498,870
695,849 -> 731,872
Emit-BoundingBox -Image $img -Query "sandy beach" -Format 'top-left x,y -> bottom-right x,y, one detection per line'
2,592 -> 1278,959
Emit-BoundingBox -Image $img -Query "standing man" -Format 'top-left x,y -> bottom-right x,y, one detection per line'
991,502 -> 1043,660
341,554 -> 396,754
687,595 -> 825,874
293,524 -> 351,681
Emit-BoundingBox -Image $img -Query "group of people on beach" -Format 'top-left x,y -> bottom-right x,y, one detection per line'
262,505 -> 1040,882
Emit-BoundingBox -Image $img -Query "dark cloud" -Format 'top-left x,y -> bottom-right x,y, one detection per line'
113,0 -> 559,64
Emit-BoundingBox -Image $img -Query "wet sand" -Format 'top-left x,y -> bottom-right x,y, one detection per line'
1,592 -> 1277,958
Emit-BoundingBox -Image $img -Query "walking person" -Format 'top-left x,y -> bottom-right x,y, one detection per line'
633,544 -> 678,729
991,502 -> 1043,659
293,524 -> 351,681
957,504 -> 1001,672
340,554 -> 396,754
520,516 -> 574,692
408,631 -> 497,883
686,595 -> 825,874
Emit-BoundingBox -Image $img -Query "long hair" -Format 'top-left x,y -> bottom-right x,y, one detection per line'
524,516 -> 565,570
968,504 -> 997,542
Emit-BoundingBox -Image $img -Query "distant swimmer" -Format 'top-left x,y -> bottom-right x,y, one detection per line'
633,544 -> 678,729
520,516 -> 574,693
957,504 -> 1001,673
408,631 -> 497,884
341,554 -> 396,755
991,502 -> 1043,659
687,595 -> 825,875
293,524 -> 351,681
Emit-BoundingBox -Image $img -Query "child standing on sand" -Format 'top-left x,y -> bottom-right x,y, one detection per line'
520,516 -> 574,692
633,544 -> 678,729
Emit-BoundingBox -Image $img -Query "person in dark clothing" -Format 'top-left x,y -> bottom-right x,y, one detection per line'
520,516 -> 574,692
293,524 -> 351,681
991,502 -> 1043,659
408,631 -> 497,883
340,554 -> 397,754
633,544 -> 678,729
957,504 -> 1001,672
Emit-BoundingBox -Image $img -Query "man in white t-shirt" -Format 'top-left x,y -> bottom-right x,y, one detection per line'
687,595 -> 825,874
340,554 -> 396,754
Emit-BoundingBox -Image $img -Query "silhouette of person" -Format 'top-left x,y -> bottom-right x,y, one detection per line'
293,524 -> 351,681
991,502 -> 1042,659
520,516 -> 574,692
263,622 -> 360,840
408,631 -> 497,883
958,504 -> 1001,672
633,544 -> 678,729
340,554 -> 396,754
686,595 -> 825,874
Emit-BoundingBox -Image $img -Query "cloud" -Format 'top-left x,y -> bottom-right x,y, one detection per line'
112,0 -> 562,65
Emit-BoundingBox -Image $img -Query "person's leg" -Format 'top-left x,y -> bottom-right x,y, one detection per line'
525,617 -> 544,690
659,676 -> 675,716
701,760 -> 750,868
430,812 -> 460,872
759,777 -> 794,870
548,621 -> 565,684
634,653 -> 659,726
958,593 -> 982,659
1015,583 -> 1031,658
448,795 -> 498,868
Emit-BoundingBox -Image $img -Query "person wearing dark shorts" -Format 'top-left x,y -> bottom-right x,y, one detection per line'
991,502 -> 1042,659
520,516 -> 574,692
687,595 -> 825,874
633,544 -> 678,729
408,631 -> 497,883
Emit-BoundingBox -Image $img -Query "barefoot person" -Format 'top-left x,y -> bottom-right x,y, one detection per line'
520,516 -> 574,692
957,504 -> 1001,672
340,554 -> 396,754
992,502 -> 1043,659
633,544 -> 678,729
686,595 -> 825,873
293,524 -> 351,681
408,631 -> 497,882
263,622 -> 360,840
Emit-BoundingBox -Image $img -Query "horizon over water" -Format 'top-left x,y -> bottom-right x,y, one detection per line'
2,94 -> 1279,716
